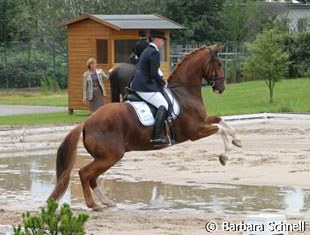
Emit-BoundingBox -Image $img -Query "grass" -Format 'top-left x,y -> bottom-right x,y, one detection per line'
0,111 -> 89,126
0,91 -> 68,106
0,78 -> 308,126
203,78 -> 310,116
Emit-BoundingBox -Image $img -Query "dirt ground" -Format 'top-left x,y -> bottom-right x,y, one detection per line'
1,209 -> 309,235
0,119 -> 309,234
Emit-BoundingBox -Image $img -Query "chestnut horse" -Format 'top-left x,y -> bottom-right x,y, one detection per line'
48,45 -> 242,210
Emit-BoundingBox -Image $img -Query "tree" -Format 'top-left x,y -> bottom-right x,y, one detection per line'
0,0 -> 20,44
243,29 -> 289,103
165,0 -> 225,43
219,0 -> 288,45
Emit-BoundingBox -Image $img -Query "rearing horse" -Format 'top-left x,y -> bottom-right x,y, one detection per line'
48,45 -> 242,210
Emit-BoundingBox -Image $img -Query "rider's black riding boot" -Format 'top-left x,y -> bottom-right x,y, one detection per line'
151,106 -> 170,145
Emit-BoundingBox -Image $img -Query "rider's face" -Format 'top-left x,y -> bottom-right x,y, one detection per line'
154,38 -> 164,50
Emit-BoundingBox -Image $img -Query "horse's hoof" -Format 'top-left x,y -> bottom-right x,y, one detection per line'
93,206 -> 105,212
87,203 -> 104,211
105,201 -> 116,207
232,139 -> 242,148
219,154 -> 228,166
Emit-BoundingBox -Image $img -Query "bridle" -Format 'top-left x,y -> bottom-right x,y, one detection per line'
168,47 -> 224,89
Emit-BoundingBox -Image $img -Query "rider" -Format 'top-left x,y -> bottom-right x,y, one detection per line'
131,30 -> 170,146
135,30 -> 149,59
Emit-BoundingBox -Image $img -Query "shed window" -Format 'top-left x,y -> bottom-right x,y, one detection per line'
96,39 -> 108,64
115,40 -> 137,63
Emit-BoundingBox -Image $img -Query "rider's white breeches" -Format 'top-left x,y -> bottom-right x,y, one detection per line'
136,91 -> 169,110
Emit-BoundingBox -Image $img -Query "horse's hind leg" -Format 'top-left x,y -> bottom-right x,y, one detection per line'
91,178 -> 116,207
88,156 -> 124,207
79,159 -> 109,210
79,146 -> 124,210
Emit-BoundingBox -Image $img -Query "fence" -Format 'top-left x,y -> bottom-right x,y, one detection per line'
170,42 -> 246,83
0,40 -> 246,90
0,40 -> 67,90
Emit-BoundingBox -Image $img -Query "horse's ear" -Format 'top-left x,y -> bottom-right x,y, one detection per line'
212,44 -> 224,53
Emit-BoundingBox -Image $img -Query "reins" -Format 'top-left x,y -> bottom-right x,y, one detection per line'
168,75 -> 225,89
168,81 -> 212,89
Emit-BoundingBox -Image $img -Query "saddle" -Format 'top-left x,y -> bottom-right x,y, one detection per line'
125,87 -> 157,116
124,87 -> 180,143
124,87 -> 177,117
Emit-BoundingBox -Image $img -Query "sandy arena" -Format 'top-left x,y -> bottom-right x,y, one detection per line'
0,117 -> 309,234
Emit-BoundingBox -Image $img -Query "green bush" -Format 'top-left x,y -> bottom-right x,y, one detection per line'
40,76 -> 61,94
0,50 -> 51,89
279,31 -> 310,78
0,43 -> 68,90
13,199 -> 89,235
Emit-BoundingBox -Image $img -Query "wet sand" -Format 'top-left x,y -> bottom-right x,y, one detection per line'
1,209 -> 309,235
0,119 -> 309,234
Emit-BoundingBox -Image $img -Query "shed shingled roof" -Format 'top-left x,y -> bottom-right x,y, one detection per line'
60,13 -> 184,30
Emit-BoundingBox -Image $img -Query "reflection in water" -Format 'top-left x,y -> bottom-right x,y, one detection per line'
0,155 -> 309,216
284,187 -> 305,214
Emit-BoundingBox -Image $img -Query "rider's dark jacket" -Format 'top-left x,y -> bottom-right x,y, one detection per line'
131,44 -> 165,92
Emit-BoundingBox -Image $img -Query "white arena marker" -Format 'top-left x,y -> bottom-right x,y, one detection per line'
243,214 -> 289,235
0,225 -> 13,235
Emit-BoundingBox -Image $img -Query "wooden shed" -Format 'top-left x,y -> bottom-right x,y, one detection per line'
60,14 -> 183,114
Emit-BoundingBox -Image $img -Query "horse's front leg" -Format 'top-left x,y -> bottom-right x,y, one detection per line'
206,116 -> 242,148
193,121 -> 231,166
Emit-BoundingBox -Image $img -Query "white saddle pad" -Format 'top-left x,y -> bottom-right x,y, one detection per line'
126,89 -> 180,126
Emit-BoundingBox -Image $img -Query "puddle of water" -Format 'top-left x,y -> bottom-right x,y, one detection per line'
0,155 -> 309,217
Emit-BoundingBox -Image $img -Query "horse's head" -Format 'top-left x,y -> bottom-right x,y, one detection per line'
203,44 -> 226,94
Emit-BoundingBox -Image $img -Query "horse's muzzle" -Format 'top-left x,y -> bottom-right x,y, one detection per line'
212,77 -> 225,94
213,86 -> 225,94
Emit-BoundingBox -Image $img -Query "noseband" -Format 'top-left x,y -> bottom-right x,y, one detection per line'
205,75 -> 225,87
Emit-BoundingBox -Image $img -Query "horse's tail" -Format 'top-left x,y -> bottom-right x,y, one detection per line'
48,124 -> 83,201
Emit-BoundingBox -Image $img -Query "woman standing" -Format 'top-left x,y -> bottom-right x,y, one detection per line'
83,58 -> 108,112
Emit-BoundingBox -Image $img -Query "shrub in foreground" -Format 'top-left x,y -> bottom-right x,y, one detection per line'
13,199 -> 89,235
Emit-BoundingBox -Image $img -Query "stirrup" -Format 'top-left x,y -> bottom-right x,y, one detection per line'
151,137 -> 170,146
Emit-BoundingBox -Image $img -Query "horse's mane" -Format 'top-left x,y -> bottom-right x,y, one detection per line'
169,46 -> 208,78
